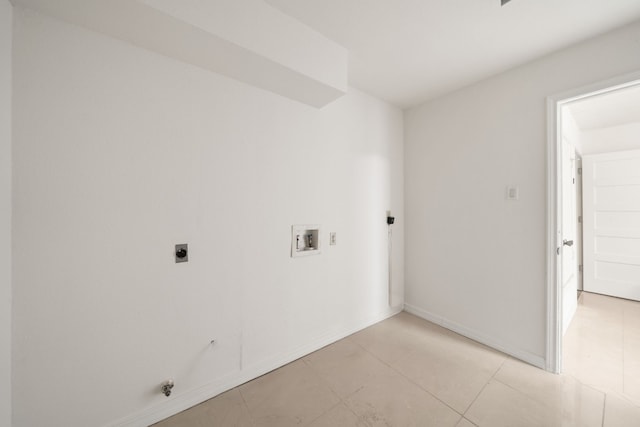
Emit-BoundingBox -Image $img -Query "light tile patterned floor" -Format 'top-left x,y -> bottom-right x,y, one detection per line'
153,292 -> 640,426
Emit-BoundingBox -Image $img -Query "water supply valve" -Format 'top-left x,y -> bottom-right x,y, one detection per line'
161,380 -> 174,397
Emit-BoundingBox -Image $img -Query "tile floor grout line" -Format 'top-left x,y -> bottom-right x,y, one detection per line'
304,349 -> 373,427
601,393 -> 607,427
461,415 -> 480,427
490,375 -> 567,413
490,356 -> 508,380
567,293 -> 640,413
304,336 -> 384,410
304,356 -> 346,419
300,400 -> 342,427
459,355 -> 509,418
300,354 -> 374,427
236,384 -> 259,426
348,326 -> 471,417
378,347 -> 470,417
351,332 -> 459,409
389,364 -> 464,417
342,398 -> 374,427
491,363 -> 609,423
622,306 -> 630,401
461,378 -> 491,421
301,356 -> 355,405
358,319 -> 524,420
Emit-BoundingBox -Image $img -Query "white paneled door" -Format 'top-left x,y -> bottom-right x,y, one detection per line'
561,139 -> 578,335
583,149 -> 640,301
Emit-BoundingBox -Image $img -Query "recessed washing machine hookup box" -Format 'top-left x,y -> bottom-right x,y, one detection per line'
291,225 -> 321,257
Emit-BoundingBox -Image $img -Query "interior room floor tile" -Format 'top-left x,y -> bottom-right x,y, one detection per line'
153,388 -> 253,427
305,403 -> 368,427
347,313 -> 433,365
603,393 -> 640,427
455,417 -> 477,427
154,292 -> 640,427
238,359 -> 340,427
303,338 -> 392,399
390,336 -> 505,413
343,364 -> 460,427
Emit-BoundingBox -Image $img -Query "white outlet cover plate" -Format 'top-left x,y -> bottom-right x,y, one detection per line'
506,186 -> 519,200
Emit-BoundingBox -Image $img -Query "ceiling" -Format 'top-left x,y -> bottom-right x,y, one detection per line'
567,84 -> 640,131
265,0 -> 640,109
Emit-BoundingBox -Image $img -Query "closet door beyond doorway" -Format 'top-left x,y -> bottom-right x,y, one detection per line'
583,149 -> 640,301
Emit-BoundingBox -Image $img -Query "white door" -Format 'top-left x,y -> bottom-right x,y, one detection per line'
561,138 -> 578,335
576,157 -> 584,292
583,149 -> 640,301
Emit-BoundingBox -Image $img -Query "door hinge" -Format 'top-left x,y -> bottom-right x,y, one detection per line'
579,265 -> 583,272
578,215 -> 582,223
578,167 -> 582,175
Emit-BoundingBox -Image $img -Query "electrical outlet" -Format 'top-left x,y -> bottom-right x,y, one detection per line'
175,244 -> 188,263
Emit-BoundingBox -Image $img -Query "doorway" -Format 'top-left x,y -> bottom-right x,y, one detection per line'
546,72 -> 640,374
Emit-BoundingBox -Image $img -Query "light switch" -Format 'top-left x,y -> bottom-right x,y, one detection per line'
329,232 -> 337,245
506,186 -> 519,200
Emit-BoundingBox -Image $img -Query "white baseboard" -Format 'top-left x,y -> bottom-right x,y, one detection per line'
403,303 -> 546,369
107,306 -> 402,427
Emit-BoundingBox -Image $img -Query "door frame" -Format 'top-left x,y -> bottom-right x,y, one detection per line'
545,71 -> 640,374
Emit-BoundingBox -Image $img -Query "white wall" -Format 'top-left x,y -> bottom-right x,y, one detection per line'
0,1 -> 12,426
12,0 -> 348,108
581,121 -> 640,155
405,20 -> 640,366
12,8 -> 403,427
